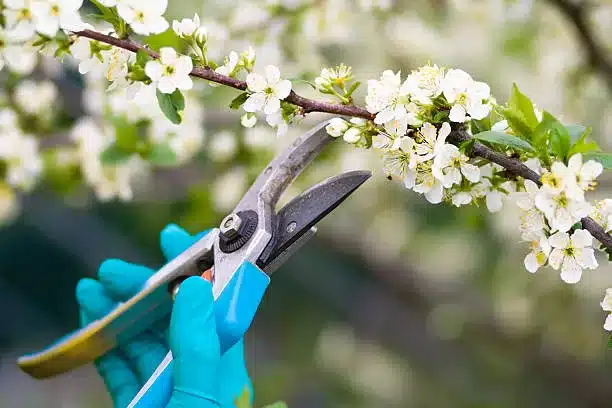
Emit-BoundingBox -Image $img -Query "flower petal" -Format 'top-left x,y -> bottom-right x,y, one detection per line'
157,77 -> 176,94
571,229 -> 593,248
486,191 -> 503,213
243,93 -> 266,112
273,79 -> 292,100
604,314 -> 612,331
144,60 -> 164,81
548,248 -> 564,270
576,247 -> 598,269
246,73 -> 266,93
560,256 -> 582,284
448,104 -> 466,122
524,252 -> 540,273
424,182 -> 443,204
548,231 -> 569,249
461,163 -> 481,183
265,65 -> 280,84
263,96 -> 280,115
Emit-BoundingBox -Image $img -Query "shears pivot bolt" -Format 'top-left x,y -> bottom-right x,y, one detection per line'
220,213 -> 242,239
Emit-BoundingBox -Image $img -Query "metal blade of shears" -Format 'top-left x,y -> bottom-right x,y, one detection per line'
258,170 -> 371,271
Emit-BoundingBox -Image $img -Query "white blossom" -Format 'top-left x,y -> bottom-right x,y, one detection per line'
432,143 -> 481,187
563,153 -> 603,200
413,122 -> 449,164
172,13 -> 200,38
70,118 -> 145,201
208,130 -> 237,162
145,47 -> 193,94
410,165 -> 444,204
117,0 -> 169,36
244,65 -> 292,115
14,79 -> 57,115
535,188 -> 591,233
365,70 -> 420,126
3,0 -> 37,40
0,131 -> 43,191
315,64 -> 352,89
441,69 -> 491,122
524,232 -> 551,273
402,64 -> 444,105
548,229 -> 598,284
30,0 -> 84,37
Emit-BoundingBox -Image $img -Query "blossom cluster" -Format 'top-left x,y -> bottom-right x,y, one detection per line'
325,64 -> 612,332
0,105 -> 45,221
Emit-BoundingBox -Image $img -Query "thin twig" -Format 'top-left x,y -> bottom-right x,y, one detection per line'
547,0 -> 612,94
72,29 -> 612,252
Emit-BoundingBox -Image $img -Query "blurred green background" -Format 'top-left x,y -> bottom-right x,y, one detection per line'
2,0 -> 612,407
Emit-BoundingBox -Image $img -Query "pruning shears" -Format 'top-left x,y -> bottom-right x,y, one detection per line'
17,120 -> 371,407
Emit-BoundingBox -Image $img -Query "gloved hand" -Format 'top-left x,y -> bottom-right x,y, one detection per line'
75,224 -> 253,408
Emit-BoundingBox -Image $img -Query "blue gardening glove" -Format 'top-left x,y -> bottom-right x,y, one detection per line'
75,224 -> 253,408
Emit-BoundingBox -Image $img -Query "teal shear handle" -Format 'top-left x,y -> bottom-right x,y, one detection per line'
129,261 -> 270,408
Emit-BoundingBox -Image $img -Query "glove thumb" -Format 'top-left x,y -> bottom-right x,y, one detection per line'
168,276 -> 221,407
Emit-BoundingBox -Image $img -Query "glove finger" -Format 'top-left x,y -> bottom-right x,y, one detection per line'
120,331 -> 168,384
218,339 -> 253,407
160,224 -> 198,260
97,259 -> 155,301
169,277 -> 221,404
76,277 -> 116,319
78,288 -> 140,408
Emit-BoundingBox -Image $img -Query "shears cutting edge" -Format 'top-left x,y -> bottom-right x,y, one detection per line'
16,120 -> 371,407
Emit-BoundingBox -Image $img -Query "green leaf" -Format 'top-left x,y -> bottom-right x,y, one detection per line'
229,92 -> 249,109
501,108 -> 533,140
433,110 -> 449,123
549,123 -> 571,161
156,89 -> 184,124
508,83 -> 539,129
472,131 -> 535,153
608,335 -> 612,349
583,152 -> 612,169
470,117 -> 491,134
459,138 -> 476,155
100,144 -> 132,165
568,126 -> 599,156
148,143 -> 177,166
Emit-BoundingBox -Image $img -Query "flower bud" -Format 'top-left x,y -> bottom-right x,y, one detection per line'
325,118 -> 349,137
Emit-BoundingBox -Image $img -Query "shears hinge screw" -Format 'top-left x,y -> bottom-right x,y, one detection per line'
220,213 -> 243,239
219,210 -> 258,253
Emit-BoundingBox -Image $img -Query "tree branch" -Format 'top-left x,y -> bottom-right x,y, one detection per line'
547,0 -> 612,94
72,29 -> 612,252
